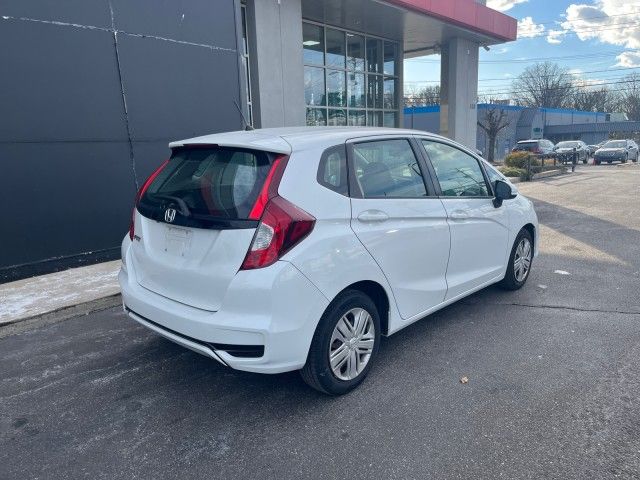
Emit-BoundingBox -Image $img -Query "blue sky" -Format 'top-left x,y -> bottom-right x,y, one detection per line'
403,0 -> 640,99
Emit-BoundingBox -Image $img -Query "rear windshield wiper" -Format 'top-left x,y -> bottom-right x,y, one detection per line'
150,194 -> 192,217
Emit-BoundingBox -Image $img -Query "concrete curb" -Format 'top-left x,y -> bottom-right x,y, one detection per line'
0,293 -> 122,339
533,169 -> 565,180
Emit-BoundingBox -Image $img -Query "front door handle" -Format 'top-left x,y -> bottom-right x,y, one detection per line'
449,210 -> 469,220
357,210 -> 389,222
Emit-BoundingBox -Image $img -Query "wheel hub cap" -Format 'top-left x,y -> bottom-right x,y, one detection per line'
328,308 -> 375,381
514,238 -> 532,282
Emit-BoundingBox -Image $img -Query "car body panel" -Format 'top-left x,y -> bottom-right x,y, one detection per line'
119,127 -> 540,374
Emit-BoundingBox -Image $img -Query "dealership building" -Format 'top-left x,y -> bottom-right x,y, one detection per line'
1,0 -> 516,281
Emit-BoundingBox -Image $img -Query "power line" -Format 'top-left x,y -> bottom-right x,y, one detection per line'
474,78 -> 640,98
407,50 -> 626,65
404,66 -> 640,85
403,77 -> 640,103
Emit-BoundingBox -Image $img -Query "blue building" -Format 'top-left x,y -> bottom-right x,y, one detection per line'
404,104 -> 639,159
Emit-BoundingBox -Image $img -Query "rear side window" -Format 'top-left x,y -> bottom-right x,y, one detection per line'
421,140 -> 490,197
317,145 -> 348,195
351,139 -> 427,198
138,146 -> 273,226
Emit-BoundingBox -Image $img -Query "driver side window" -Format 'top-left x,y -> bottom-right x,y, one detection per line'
421,140 -> 490,197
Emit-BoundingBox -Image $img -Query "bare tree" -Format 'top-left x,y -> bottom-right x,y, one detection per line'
571,86 -> 618,112
511,62 -> 574,108
404,85 -> 441,107
618,73 -> 640,121
477,106 -> 510,163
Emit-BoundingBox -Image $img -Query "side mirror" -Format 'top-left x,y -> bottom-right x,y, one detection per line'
493,180 -> 517,208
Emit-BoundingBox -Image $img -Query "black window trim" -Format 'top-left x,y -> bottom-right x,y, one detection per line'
345,135 -> 438,199
317,144 -> 350,196
415,136 -> 495,199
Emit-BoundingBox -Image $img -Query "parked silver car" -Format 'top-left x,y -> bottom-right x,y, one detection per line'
554,140 -> 589,164
594,139 -> 639,164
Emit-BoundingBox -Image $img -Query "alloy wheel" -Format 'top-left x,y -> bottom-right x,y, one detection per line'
329,308 -> 375,381
514,238 -> 532,282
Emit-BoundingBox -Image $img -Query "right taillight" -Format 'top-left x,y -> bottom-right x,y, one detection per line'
129,159 -> 169,240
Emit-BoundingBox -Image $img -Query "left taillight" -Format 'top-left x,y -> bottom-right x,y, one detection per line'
240,196 -> 315,270
240,153 -> 315,270
129,159 -> 169,240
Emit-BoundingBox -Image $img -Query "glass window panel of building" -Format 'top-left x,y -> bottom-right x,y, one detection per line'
303,22 -> 399,128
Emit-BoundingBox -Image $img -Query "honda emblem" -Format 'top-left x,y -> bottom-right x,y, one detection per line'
164,208 -> 177,223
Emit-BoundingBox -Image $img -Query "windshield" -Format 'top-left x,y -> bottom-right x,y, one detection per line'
603,141 -> 626,149
556,141 -> 579,148
137,146 -> 273,228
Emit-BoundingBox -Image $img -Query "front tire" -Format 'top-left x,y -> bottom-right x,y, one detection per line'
301,290 -> 381,395
499,229 -> 534,291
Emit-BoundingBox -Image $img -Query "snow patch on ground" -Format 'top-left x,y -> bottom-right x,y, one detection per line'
0,261 -> 120,324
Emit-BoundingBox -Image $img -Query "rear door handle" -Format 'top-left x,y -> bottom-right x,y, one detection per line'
357,210 -> 389,222
449,210 -> 469,220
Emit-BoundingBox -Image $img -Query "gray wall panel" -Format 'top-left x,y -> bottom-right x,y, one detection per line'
117,34 -> 242,142
111,0 -> 237,49
131,141 -> 172,186
1,0 -> 242,277
1,142 -> 135,268
0,0 -> 111,28
0,20 -> 128,142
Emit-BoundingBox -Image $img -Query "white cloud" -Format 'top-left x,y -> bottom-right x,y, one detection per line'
486,0 -> 529,12
616,51 -> 640,67
559,1 -> 640,50
546,29 -> 566,44
517,17 -> 545,38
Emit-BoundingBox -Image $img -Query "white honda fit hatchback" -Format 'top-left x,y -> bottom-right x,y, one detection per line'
119,127 -> 538,395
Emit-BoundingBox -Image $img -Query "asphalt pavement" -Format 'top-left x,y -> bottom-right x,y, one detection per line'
1,163 -> 639,479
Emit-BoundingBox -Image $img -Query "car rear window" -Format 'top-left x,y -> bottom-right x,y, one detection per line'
137,146 -> 273,228
514,142 -> 537,151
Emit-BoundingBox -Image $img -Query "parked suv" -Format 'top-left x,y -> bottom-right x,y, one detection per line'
512,139 -> 555,158
554,140 -> 589,164
594,139 -> 639,164
119,127 -> 539,395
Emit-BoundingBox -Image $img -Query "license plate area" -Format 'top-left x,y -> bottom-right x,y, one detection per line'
164,226 -> 192,257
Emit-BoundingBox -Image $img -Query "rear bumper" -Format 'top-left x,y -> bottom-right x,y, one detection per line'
119,238 -> 329,374
594,156 -> 623,162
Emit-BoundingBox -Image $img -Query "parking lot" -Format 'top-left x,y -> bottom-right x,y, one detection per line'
1,163 -> 639,479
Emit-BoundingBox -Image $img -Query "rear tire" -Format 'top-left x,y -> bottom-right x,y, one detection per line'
595,160 -> 601,165
301,290 -> 381,395
499,229 -> 534,291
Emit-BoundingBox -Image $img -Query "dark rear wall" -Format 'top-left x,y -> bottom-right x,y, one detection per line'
0,0 -> 243,282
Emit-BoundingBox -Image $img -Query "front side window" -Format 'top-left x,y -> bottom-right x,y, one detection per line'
352,139 -> 427,198
421,141 -> 490,197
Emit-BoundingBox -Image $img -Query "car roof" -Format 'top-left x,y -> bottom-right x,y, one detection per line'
169,127 -> 453,153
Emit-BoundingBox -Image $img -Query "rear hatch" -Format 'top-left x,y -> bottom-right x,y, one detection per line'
130,145 -> 280,311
